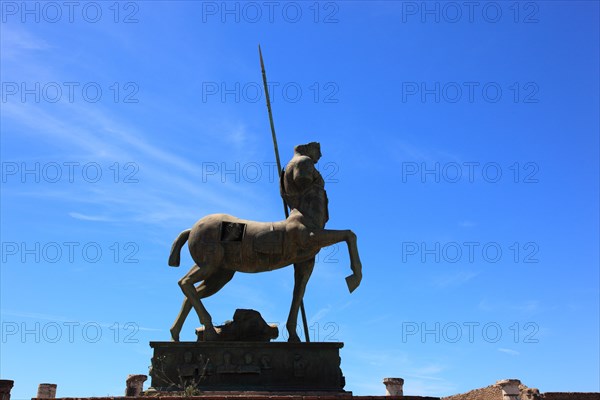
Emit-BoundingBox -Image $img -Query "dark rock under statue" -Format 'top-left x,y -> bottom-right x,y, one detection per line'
195,309 -> 278,342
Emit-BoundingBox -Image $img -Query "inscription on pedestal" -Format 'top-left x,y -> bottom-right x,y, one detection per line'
149,341 -> 345,392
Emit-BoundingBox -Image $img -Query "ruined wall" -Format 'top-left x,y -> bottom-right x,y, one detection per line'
442,385 -> 503,400
543,393 -> 600,400
441,385 -> 599,400
31,396 -> 438,400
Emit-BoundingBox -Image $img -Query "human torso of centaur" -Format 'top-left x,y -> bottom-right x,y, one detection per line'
186,156 -> 329,273
281,153 -> 329,230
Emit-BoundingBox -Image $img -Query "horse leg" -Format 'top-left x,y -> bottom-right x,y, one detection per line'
309,229 -> 363,292
286,258 -> 315,342
177,263 -> 221,340
170,269 -> 235,341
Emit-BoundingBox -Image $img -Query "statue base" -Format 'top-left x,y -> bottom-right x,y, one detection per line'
149,341 -> 346,392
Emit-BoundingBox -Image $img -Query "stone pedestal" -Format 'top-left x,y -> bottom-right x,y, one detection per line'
0,380 -> 14,400
36,384 -> 57,399
149,341 -> 345,392
383,378 -> 404,396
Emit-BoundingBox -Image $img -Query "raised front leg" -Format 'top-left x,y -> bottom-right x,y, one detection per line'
286,258 -> 315,342
309,229 -> 362,292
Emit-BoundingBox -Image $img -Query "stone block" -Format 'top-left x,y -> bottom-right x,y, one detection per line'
149,341 -> 345,392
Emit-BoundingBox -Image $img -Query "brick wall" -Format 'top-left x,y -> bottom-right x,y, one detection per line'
543,393 -> 600,400
442,385 -> 503,400
32,396 -> 439,400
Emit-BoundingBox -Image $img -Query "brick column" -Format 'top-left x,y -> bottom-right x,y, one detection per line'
0,380 -> 14,400
496,379 -> 522,400
522,388 -> 541,400
383,378 -> 404,396
125,375 -> 147,396
36,384 -> 57,399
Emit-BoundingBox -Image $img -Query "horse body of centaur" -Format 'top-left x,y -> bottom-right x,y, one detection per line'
168,142 -> 362,343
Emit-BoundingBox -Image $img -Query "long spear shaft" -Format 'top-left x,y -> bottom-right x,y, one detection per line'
259,45 -> 311,343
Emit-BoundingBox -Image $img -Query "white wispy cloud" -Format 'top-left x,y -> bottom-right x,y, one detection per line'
345,348 -> 457,397
3,99 -> 269,227
68,212 -> 115,222
498,348 -> 520,356
513,300 -> 540,313
223,123 -> 249,149
309,305 -> 332,324
1,25 -> 52,60
2,27 -> 272,229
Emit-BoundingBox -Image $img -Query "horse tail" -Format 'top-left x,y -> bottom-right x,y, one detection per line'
168,229 -> 191,267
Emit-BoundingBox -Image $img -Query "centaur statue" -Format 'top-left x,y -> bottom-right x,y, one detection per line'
168,142 -> 362,342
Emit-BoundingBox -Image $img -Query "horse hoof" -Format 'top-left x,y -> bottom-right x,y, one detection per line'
204,328 -> 220,341
346,274 -> 361,293
170,327 -> 180,342
287,334 -> 301,343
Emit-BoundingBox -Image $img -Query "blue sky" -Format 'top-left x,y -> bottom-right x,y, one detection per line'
1,1 -> 598,398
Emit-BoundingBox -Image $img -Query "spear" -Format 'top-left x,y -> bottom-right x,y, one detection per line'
259,44 -> 311,343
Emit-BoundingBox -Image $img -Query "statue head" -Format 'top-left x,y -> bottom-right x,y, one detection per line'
294,142 -> 321,163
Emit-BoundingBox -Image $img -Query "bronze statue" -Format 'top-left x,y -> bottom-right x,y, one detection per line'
168,142 -> 362,343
